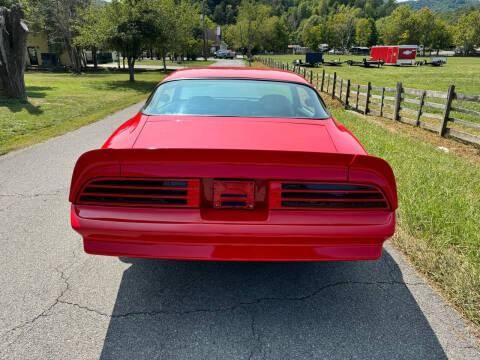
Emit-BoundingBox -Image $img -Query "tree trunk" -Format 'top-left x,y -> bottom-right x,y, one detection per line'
92,46 -> 98,71
127,57 -> 135,82
159,48 -> 167,72
0,5 -> 29,100
66,43 -> 82,74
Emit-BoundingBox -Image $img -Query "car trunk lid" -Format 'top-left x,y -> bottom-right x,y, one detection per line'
133,116 -> 338,154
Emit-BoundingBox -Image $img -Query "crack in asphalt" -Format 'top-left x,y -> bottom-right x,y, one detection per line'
247,309 -> 266,360
0,275 -> 429,350
0,247 -> 475,358
56,280 -> 420,319
0,248 -> 81,354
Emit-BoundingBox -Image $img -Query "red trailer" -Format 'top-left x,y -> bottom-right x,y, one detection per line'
370,45 -> 417,65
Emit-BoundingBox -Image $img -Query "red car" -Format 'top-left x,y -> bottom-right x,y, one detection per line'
69,67 -> 397,261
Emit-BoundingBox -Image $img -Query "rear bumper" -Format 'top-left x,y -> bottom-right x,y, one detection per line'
71,205 -> 395,261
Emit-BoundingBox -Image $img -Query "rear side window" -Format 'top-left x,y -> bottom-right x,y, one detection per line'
143,79 -> 329,119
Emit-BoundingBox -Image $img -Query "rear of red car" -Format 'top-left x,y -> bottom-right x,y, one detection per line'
69,69 -> 397,261
70,147 -> 396,261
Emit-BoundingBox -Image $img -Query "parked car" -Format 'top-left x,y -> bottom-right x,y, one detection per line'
215,49 -> 236,59
69,68 -> 397,261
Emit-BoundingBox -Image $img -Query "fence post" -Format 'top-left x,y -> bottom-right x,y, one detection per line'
286,63 -> 289,71
309,70 -> 313,84
316,73 -> 319,89
393,82 -> 403,121
303,67 -> 307,78
332,72 -> 337,99
345,79 -> 351,109
416,90 -> 426,126
321,69 -> 325,92
365,82 -> 371,114
439,85 -> 455,137
339,79 -> 343,102
380,87 -> 385,117
355,84 -> 360,110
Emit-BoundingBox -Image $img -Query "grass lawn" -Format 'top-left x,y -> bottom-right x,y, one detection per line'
134,59 -> 215,67
0,70 -> 165,155
330,104 -> 480,327
259,55 -> 480,94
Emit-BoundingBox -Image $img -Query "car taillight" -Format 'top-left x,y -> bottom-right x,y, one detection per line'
269,181 -> 388,210
76,178 -> 200,207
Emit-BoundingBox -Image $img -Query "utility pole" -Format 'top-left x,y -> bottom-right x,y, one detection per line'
202,0 -> 207,61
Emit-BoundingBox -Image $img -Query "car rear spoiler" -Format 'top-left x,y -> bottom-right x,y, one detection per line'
69,148 -> 397,209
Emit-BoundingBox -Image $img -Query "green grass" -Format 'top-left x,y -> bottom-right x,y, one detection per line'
134,59 -> 215,67
0,70 -> 165,155
331,106 -> 480,327
260,55 -> 480,94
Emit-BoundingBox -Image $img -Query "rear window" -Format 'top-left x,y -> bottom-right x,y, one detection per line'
143,79 -> 329,119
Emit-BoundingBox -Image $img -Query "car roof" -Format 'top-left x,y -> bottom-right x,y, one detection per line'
163,67 -> 311,86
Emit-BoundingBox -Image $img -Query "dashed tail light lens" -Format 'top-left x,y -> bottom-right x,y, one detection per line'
269,181 -> 388,210
76,178 -> 200,207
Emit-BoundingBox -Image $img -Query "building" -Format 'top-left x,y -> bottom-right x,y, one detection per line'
26,31 -> 71,67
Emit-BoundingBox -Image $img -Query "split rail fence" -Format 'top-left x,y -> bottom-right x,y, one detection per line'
258,57 -> 480,147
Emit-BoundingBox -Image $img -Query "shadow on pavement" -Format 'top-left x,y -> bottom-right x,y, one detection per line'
100,251 -> 446,360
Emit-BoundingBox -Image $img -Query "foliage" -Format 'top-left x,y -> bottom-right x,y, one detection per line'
452,9 -> 480,54
405,0 -> 480,12
355,18 -> 378,47
326,5 -> 360,51
73,2 -> 110,53
223,0 -> 272,56
31,0 -> 90,73
302,24 -> 325,51
376,4 -> 453,51
262,16 -> 289,53
10,0 -> 479,81
376,5 -> 420,45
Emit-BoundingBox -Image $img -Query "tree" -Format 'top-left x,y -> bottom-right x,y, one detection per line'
376,5 -> 419,45
151,0 -> 176,71
174,1 -> 205,60
35,0 -> 90,73
0,4 -> 28,99
74,2 -> 111,70
263,16 -> 289,52
106,0 -> 156,81
355,18 -> 378,47
228,0 -> 270,59
413,7 -> 436,55
327,5 -> 360,51
453,10 -> 480,55
302,24 -> 324,51
430,18 -> 452,55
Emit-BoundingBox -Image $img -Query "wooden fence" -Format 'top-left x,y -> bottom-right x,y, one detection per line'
258,57 -> 480,147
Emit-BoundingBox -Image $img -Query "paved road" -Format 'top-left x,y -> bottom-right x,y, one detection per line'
0,61 -> 479,360
95,57 -> 246,71
210,58 -> 246,67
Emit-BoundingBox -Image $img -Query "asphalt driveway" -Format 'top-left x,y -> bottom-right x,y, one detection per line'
0,62 -> 479,359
